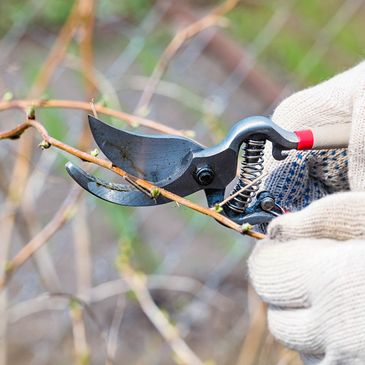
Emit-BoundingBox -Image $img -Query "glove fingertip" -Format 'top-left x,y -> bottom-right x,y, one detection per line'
268,214 -> 294,241
268,222 -> 286,241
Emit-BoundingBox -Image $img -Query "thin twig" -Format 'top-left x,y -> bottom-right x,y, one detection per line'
28,1 -> 81,98
7,274 -> 233,324
275,348 -> 301,365
73,202 -> 92,300
0,187 -> 83,290
136,0 -> 239,114
0,118 -> 265,239
215,172 -> 269,208
90,99 -> 98,118
73,0 -> 96,308
78,0 -> 96,98
119,262 -> 204,365
18,203 -> 61,291
50,292 -> 113,364
70,300 -> 90,365
235,287 -> 267,365
0,99 -> 193,137
105,296 -> 125,365
77,0 -> 96,151
0,4 -> 83,363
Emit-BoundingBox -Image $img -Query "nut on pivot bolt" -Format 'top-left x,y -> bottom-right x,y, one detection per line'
194,166 -> 214,186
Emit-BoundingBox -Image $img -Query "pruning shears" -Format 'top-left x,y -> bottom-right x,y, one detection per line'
66,115 -> 350,226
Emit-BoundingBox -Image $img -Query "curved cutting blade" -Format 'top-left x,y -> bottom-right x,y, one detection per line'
66,162 -> 171,206
88,115 -> 204,184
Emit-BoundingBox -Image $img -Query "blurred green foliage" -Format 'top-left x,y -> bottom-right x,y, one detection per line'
0,0 -> 152,35
97,0 -> 152,22
38,109 -> 67,140
228,4 -> 274,43
138,28 -> 171,74
4,0 -> 364,88
226,1 -> 365,84
0,0 -> 71,34
38,0 -> 74,28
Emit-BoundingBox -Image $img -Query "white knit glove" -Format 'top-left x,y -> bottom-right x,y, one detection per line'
249,62 -> 365,365
264,61 -> 365,211
249,194 -> 365,365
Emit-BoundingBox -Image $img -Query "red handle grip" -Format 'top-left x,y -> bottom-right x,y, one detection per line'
294,123 -> 351,150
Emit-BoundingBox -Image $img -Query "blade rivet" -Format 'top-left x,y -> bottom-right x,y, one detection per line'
195,166 -> 214,186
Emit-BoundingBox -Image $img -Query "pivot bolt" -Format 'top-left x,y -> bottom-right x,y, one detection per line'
194,166 -> 214,186
260,196 -> 275,212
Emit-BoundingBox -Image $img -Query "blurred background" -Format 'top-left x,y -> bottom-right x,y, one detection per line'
0,0 -> 364,364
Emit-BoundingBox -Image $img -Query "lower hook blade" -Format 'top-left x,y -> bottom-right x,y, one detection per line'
65,162 -> 171,206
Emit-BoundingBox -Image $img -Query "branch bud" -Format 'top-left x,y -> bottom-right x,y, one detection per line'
214,204 -> 223,213
27,106 -> 36,120
241,223 -> 253,233
2,91 -> 13,101
90,148 -> 99,157
150,187 -> 160,199
38,140 -> 51,150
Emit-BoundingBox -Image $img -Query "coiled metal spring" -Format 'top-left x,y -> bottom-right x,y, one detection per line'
226,138 -> 265,214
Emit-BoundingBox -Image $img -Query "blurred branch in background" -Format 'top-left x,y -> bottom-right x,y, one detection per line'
0,186 -> 82,290
117,242 -> 204,365
0,99 -> 193,136
0,0 -> 364,364
0,2 -> 85,363
135,0 -> 239,114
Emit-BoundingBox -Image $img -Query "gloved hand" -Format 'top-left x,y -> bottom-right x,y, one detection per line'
249,193 -> 365,365
249,62 -> 365,365
263,61 -> 365,211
